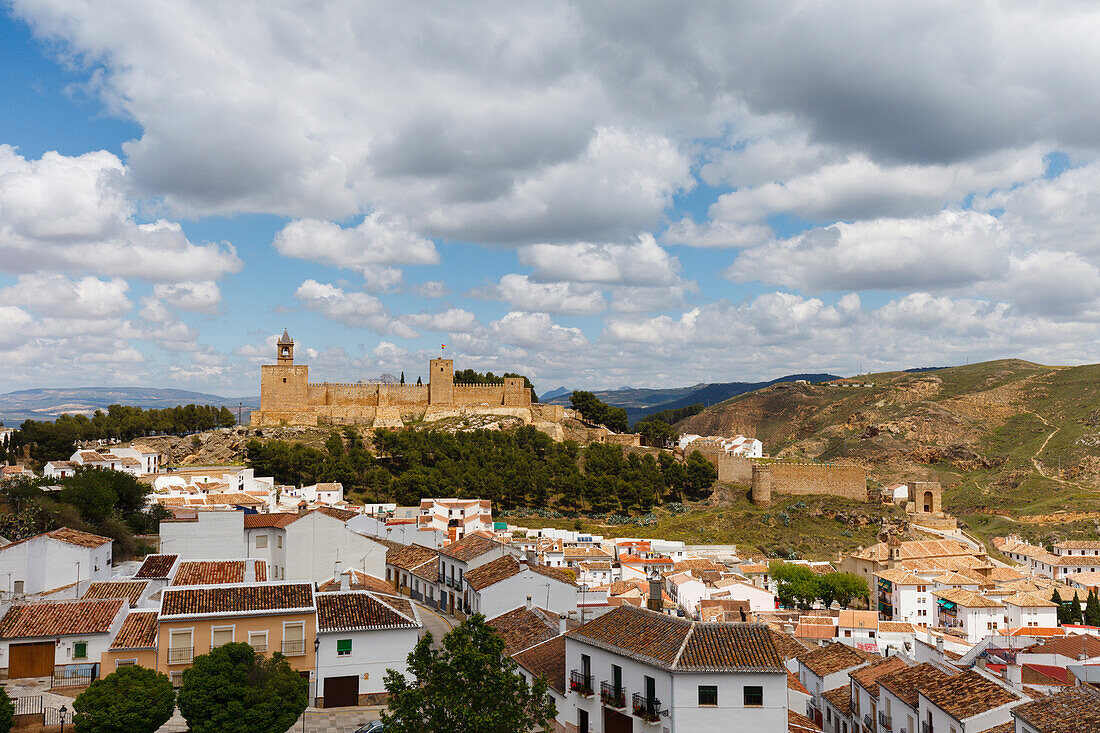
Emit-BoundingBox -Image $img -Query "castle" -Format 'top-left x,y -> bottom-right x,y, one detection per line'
249,330 -> 564,429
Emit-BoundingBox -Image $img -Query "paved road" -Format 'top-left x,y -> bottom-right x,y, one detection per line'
157,706 -> 386,732
413,600 -> 455,648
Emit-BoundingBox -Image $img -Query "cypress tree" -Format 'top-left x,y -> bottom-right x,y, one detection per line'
1085,589 -> 1100,627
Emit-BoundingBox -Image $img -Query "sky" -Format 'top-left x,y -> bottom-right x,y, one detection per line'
3,1 -> 1100,397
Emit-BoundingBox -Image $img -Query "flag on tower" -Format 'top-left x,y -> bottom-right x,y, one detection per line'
441,344 -> 446,350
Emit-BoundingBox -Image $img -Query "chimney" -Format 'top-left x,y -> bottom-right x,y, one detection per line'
1006,664 -> 1022,688
559,614 -> 567,635
340,571 -> 350,592
935,635 -> 944,655
244,561 -> 256,583
647,569 -> 662,613
526,595 -> 533,611
297,501 -> 308,516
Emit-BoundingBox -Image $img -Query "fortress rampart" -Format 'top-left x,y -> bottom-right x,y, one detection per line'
249,333 -> 558,429
749,462 -> 869,506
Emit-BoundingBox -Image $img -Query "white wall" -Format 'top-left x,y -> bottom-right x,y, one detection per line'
317,625 -> 421,696
671,671 -> 787,730
0,603 -> 126,672
245,527 -> 288,580
159,511 -> 246,559
471,571 -> 578,618
347,514 -> 447,548
285,512 -> 386,583
0,535 -> 113,596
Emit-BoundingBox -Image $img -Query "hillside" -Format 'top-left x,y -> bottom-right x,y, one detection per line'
675,359 -> 1100,525
0,387 -> 259,424
543,373 -> 841,423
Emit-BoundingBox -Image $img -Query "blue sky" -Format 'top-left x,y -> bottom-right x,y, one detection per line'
3,2 -> 1100,397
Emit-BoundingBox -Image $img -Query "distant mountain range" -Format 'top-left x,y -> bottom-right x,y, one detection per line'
0,387 -> 259,425
541,373 -> 842,424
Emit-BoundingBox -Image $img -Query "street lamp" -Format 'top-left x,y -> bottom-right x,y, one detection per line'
59,705 -> 66,731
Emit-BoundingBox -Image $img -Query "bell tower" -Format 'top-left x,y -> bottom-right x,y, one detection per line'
277,328 -> 294,365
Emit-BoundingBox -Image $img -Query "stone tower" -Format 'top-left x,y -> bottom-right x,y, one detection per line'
750,463 -> 773,506
277,328 -> 294,365
429,358 -> 454,405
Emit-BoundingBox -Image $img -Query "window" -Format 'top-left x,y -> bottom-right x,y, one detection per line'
248,631 -> 268,652
844,629 -> 852,637
211,626 -> 234,648
256,534 -> 268,549
277,535 -> 283,548
12,580 -> 23,594
612,664 -> 622,690
337,639 -> 352,656
73,642 -> 87,659
581,653 -> 591,679
170,671 -> 184,687
698,685 -> 718,706
743,685 -> 763,707
578,709 -> 589,733
169,629 -> 193,664
115,659 -> 136,668
283,622 -> 306,655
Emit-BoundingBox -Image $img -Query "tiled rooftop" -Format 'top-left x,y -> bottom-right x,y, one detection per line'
788,710 -> 822,733
109,610 -> 159,650
315,591 -> 418,632
513,635 -> 567,695
919,670 -> 1019,720
161,582 -> 314,617
822,685 -> 852,716
0,598 -> 123,638
1012,685 -> 1100,732
877,662 -> 954,707
3,526 -> 114,550
133,553 -> 178,579
316,570 -> 395,595
171,559 -> 268,585
438,532 -> 502,562
243,513 -> 299,528
849,656 -> 908,697
83,580 -> 149,606
464,555 -> 576,591
385,544 -> 438,571
797,642 -> 876,679
487,605 -> 573,656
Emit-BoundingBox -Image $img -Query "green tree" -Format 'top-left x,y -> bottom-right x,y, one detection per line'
634,418 -> 678,448
0,686 -> 13,733
817,572 -> 869,608
1086,589 -> 1100,627
569,391 -> 628,433
73,665 -> 175,733
770,562 -> 820,609
1052,588 -> 1080,625
177,643 -> 307,733
683,451 -> 717,500
383,615 -> 556,732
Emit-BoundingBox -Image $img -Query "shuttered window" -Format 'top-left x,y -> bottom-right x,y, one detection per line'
337,639 -> 352,656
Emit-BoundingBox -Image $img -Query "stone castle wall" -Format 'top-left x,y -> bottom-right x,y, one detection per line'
749,461 -> 868,506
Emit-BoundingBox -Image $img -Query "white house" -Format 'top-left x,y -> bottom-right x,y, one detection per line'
798,642 -> 876,726
284,482 -> 345,507
435,532 -> 509,616
917,668 -> 1027,733
1001,592 -> 1058,630
876,569 -> 934,627
563,605 -> 789,733
315,590 -> 422,708
463,555 -> 578,619
0,527 -> 113,598
933,588 -> 1004,643
417,498 -> 493,542
44,445 -> 159,478
875,662 -> 954,733
846,656 -> 908,733
0,597 -> 128,677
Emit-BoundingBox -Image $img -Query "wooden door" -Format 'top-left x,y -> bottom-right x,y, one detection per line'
9,642 -> 54,678
603,707 -> 633,733
322,675 -> 359,708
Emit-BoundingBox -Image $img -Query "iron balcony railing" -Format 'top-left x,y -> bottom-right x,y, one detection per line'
250,643 -> 268,653
865,713 -> 874,729
282,639 -> 307,656
921,722 -> 933,733
167,647 -> 193,664
600,681 -> 625,708
632,692 -> 661,722
879,711 -> 892,730
569,669 -> 594,696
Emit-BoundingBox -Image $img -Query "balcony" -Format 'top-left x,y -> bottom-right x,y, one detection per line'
282,639 -> 307,656
921,722 -> 932,733
865,713 -> 874,729
569,670 -> 594,696
167,647 -> 193,664
600,681 -> 625,708
806,698 -> 819,717
879,711 -> 892,730
632,692 -> 662,723
250,643 -> 268,653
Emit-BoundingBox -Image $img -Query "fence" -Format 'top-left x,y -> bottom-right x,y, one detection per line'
51,664 -> 98,688
43,706 -> 73,726
12,694 -> 43,716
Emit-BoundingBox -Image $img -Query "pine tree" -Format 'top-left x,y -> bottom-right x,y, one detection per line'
400,371 -> 405,384
1052,588 -> 1073,625
416,376 -> 422,386
1085,589 -> 1100,627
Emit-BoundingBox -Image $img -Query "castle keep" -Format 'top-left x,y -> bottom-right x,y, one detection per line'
250,331 -> 563,428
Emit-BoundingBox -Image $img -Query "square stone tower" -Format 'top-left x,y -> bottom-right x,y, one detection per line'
429,358 -> 454,405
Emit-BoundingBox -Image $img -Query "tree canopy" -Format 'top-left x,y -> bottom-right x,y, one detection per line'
452,369 -> 539,402
177,643 -> 307,733
569,391 -> 628,433
73,665 -> 176,733
383,614 -> 556,733
634,418 -> 678,448
0,686 -> 12,733
770,562 -> 869,609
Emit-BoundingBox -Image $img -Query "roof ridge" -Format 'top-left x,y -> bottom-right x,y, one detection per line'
670,622 -> 696,670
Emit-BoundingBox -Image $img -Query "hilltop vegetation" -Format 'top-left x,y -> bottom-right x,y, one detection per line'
676,359 -> 1100,529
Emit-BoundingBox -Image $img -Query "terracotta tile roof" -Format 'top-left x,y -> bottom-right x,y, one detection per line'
569,605 -> 784,672
488,605 -> 574,656
788,709 -> 823,733
243,513 -> 299,528
738,563 -> 768,574
822,685 -> 852,716
1054,540 -> 1100,550
32,527 -> 113,548
1001,591 -> 1058,608
768,628 -> 810,661
316,591 -> 418,632
933,587 -> 1003,608
578,561 -> 611,571
987,567 -> 1027,582
465,556 -> 575,591
438,532 -> 502,562
879,621 -> 917,634
1021,663 -> 1072,686
133,554 -> 178,579
849,656 -> 908,697
672,558 -> 724,573
877,663 -> 953,707
317,570 -> 394,595
409,558 -> 439,582
562,547 -> 612,560
787,670 -> 809,696
875,568 -> 924,584
1012,685 -> 1100,732
83,580 -> 149,606
798,642 -> 877,679
314,506 -> 357,522
171,560 -> 268,586
0,598 -> 123,638
386,544 -> 438,571
978,723 -> 1015,733
204,492 -> 266,506
513,635 -> 567,695
1024,633 -> 1100,659
855,539 -> 978,561
109,610 -> 158,650
918,669 -> 1020,721
161,582 -> 315,618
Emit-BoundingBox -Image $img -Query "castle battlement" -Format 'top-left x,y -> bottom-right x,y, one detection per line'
249,332 -> 536,428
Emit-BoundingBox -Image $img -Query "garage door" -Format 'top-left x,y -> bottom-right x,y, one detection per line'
323,675 -> 359,708
9,642 -> 54,679
603,707 -> 633,733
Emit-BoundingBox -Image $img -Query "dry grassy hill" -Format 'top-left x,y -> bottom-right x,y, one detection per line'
676,359 -> 1100,541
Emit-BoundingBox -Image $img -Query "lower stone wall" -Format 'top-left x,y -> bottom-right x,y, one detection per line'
750,462 -> 868,505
